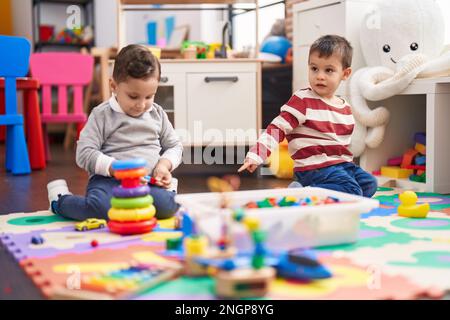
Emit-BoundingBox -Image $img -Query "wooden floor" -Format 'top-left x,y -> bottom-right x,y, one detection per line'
0,143 -> 288,299
0,144 -> 288,215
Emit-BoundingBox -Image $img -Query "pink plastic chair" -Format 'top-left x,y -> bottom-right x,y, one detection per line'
29,52 -> 94,160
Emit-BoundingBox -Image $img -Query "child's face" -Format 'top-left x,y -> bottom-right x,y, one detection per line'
308,51 -> 351,100
110,76 -> 159,118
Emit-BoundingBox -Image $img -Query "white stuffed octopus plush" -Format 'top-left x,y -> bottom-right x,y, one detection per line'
349,0 -> 450,157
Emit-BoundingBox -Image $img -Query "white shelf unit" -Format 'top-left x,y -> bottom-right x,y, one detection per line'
159,59 -> 262,147
116,0 -> 260,54
363,77 -> 450,194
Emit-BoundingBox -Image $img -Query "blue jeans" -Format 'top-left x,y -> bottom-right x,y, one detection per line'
55,175 -> 179,221
294,162 -> 378,198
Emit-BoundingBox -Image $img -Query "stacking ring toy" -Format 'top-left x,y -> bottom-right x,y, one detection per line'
111,195 -> 153,209
108,206 -> 156,222
113,185 -> 150,198
112,158 -> 147,171
114,168 -> 148,180
108,218 -> 157,235
121,178 -> 141,188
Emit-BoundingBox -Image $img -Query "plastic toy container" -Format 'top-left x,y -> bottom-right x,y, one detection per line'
175,187 -> 379,251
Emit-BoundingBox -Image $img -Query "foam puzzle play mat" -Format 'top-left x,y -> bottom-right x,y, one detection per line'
1,184 -> 450,300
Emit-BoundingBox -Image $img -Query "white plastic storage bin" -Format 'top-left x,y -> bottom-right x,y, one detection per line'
175,187 -> 379,251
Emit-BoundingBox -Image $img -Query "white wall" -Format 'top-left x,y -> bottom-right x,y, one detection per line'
437,0 -> 450,44
95,0 -> 117,48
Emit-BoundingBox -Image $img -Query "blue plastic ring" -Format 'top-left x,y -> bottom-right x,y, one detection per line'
111,158 -> 147,171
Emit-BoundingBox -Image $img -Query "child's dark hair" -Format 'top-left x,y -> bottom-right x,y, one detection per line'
113,44 -> 161,83
309,35 -> 353,69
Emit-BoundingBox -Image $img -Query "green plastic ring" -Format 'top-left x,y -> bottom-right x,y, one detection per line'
111,195 -> 154,209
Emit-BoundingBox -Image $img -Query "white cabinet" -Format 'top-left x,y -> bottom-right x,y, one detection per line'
159,60 -> 261,146
186,72 -> 256,145
292,0 -> 372,92
155,72 -> 187,129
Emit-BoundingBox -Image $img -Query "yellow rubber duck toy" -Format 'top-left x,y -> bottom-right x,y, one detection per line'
268,139 -> 294,179
397,191 -> 429,218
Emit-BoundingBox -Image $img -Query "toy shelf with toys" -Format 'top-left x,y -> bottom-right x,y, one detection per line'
175,187 -> 379,251
359,76 -> 450,194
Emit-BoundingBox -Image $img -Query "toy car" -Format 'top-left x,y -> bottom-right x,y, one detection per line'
75,218 -> 107,232
31,235 -> 44,245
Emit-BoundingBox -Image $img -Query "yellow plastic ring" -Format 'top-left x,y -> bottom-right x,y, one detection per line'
114,168 -> 147,180
108,205 -> 156,222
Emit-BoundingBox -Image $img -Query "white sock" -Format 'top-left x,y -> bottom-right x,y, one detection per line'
169,177 -> 178,193
47,179 -> 72,212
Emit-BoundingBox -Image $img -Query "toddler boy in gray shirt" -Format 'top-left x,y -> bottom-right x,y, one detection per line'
47,44 -> 183,221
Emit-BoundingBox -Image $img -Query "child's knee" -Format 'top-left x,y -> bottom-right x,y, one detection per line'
86,197 -> 110,220
343,185 -> 363,197
363,175 -> 378,198
154,199 -> 179,219
150,188 -> 179,219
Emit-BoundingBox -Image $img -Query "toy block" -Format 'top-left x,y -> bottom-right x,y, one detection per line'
215,267 -> 276,298
414,132 -> 426,145
184,235 -> 208,257
415,155 -> 426,166
409,175 -> 423,183
415,143 -> 426,155
185,247 -> 236,277
402,165 -> 426,171
372,170 -> 381,176
401,149 -> 418,168
417,169 -> 425,176
387,156 -> 402,166
381,166 -> 414,179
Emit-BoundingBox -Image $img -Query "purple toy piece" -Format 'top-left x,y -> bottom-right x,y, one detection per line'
113,185 -> 150,198
414,132 -> 426,146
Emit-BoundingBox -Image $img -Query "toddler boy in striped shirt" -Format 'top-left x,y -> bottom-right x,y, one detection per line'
239,35 -> 377,198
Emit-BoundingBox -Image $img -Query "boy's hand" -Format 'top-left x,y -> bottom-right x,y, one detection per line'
109,165 -> 115,177
238,158 -> 259,173
152,159 -> 173,189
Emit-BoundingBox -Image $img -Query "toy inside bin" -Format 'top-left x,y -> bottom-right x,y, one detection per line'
175,187 -> 379,251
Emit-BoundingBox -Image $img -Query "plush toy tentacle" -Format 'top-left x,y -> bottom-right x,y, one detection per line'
418,51 -> 450,78
359,55 -> 427,101
349,68 -> 390,127
349,119 -> 368,157
365,125 -> 388,149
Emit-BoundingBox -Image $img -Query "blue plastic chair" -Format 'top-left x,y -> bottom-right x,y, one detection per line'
0,35 -> 31,174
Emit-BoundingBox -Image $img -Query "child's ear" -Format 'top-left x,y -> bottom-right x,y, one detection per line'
110,78 -> 117,95
342,67 -> 352,80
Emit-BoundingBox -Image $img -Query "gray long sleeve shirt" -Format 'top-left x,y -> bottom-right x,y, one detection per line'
76,96 -> 183,177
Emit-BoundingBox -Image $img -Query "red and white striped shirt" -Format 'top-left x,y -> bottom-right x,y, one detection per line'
247,88 -> 354,172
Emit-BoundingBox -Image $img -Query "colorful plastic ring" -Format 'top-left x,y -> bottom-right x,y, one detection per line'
108,218 -> 157,235
114,168 -> 147,180
112,185 -> 150,198
111,195 -> 153,209
121,178 -> 141,188
112,158 -> 147,171
108,206 -> 156,222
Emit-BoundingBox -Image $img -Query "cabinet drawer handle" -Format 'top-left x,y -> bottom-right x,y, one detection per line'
160,76 -> 169,83
204,76 -> 238,83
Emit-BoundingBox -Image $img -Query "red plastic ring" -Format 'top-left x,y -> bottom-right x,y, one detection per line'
121,177 -> 141,188
108,218 -> 157,235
